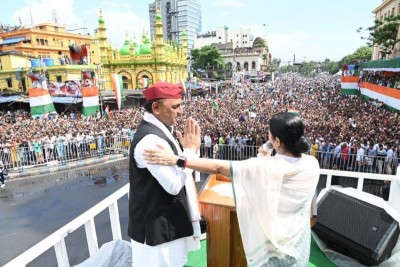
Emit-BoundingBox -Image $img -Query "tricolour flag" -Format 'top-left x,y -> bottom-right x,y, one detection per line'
111,74 -> 123,110
360,82 -> 400,111
341,76 -> 359,95
28,74 -> 56,117
104,105 -> 111,120
180,79 -> 187,96
212,100 -> 219,111
82,86 -> 100,117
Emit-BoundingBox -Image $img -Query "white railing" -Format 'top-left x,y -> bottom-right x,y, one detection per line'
4,168 -> 400,267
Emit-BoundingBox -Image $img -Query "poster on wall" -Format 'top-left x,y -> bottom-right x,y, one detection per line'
48,81 -> 82,96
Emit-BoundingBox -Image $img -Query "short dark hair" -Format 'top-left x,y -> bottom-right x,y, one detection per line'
143,99 -> 163,113
269,112 -> 310,156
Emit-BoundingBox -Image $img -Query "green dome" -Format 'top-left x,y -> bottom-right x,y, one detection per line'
119,39 -> 131,56
155,12 -> 162,20
133,41 -> 140,56
139,36 -> 152,55
181,31 -> 187,37
98,17 -> 105,24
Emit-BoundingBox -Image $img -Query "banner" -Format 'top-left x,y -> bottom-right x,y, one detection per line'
28,74 -> 56,117
340,76 -> 359,95
48,81 -> 82,96
360,82 -> 400,111
82,86 -> 100,117
111,74 -> 124,110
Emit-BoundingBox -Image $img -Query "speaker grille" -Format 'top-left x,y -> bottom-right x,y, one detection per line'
317,190 -> 396,252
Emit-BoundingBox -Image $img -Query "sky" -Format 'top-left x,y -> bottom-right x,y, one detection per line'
0,0 -> 381,62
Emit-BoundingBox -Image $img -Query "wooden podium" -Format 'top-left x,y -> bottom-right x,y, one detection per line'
199,174 -> 246,267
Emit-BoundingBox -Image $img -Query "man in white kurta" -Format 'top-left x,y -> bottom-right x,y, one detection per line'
129,82 -> 201,267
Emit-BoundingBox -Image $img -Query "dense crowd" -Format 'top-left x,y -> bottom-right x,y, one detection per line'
0,73 -> 399,174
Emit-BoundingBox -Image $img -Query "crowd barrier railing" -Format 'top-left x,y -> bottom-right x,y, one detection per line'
1,140 -> 398,176
204,144 -> 399,176
0,135 -> 132,173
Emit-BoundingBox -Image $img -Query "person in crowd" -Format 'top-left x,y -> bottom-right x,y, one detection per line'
128,82 -> 201,267
203,130 -> 212,158
0,160 -> 5,188
376,144 -> 387,174
143,112 -> 320,266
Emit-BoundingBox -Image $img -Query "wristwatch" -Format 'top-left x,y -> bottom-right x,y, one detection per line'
176,155 -> 187,169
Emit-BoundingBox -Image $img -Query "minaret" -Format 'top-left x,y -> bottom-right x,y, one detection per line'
97,9 -> 108,63
155,7 -> 165,63
154,7 -> 166,82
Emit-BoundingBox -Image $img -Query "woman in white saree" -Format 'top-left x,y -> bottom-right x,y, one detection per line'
143,112 -> 320,267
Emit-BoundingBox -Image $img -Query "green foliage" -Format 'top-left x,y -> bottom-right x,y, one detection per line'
253,37 -> 267,48
358,14 -> 400,55
278,45 -> 371,76
190,45 -> 225,71
339,46 -> 372,66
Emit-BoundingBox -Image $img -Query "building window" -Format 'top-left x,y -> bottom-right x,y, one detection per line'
252,61 -> 256,70
6,78 -> 12,87
244,62 -> 249,71
56,75 -> 62,82
36,38 -> 48,46
54,26 -> 59,32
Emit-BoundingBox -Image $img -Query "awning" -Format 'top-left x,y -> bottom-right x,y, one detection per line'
0,36 -> 25,45
0,95 -> 22,103
0,96 -> 82,104
51,96 -> 82,104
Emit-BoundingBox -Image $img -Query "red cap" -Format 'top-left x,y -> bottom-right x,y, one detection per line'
142,82 -> 183,101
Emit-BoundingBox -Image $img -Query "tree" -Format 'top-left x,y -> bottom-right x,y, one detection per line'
253,37 -> 267,48
358,14 -> 400,56
190,45 -> 225,71
339,46 -> 372,66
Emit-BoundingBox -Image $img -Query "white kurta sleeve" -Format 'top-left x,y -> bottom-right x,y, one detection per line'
134,134 -> 188,195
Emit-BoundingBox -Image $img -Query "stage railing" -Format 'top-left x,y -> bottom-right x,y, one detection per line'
4,166 -> 400,267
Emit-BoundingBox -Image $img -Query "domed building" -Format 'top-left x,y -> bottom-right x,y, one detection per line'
93,8 -> 189,90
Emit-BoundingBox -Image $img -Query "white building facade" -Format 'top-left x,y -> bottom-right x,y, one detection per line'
194,27 -> 253,49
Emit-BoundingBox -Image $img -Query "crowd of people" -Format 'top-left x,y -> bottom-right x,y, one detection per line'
0,73 -> 399,174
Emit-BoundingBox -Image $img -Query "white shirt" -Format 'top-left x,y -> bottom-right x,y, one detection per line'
204,135 -> 212,147
131,112 -> 200,267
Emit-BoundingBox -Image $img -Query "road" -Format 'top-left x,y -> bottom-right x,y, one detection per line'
0,159 -> 130,267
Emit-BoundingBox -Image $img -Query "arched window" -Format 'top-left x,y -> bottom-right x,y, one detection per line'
244,62 -> 249,71
227,62 -> 233,70
122,76 -> 129,89
252,61 -> 256,70
236,62 -> 241,71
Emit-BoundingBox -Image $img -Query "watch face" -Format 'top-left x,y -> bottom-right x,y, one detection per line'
177,156 -> 185,168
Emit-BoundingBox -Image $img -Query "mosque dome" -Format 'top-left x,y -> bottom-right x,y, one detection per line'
155,12 -> 162,21
98,17 -> 105,24
120,39 -> 131,56
133,40 -> 140,56
139,35 -> 152,55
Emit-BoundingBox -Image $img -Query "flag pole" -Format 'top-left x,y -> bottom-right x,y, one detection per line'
96,63 -> 104,116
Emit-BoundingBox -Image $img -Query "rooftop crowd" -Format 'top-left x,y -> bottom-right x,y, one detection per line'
0,73 -> 399,174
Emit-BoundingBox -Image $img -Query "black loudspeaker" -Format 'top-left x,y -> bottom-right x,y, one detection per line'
313,190 -> 399,266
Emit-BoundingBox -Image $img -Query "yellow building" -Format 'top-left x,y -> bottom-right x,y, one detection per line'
0,8 -> 188,93
372,0 -> 400,60
93,8 -> 189,90
0,22 -> 95,92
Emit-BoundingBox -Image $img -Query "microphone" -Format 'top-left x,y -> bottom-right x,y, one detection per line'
257,141 -> 274,157
262,141 -> 274,150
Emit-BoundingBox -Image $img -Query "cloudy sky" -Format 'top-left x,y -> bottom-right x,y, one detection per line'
0,0 -> 380,62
